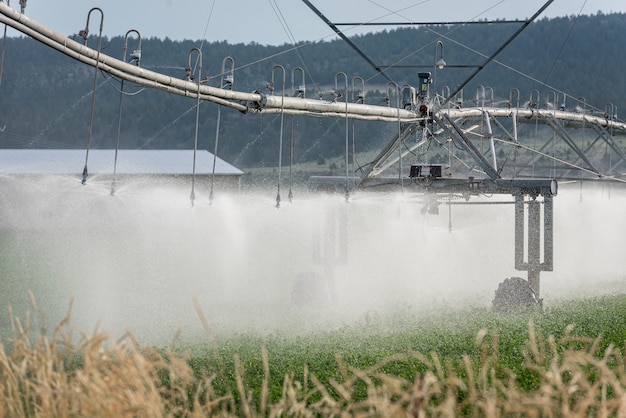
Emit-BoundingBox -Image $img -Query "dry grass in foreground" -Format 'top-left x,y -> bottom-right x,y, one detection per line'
1,297 -> 626,417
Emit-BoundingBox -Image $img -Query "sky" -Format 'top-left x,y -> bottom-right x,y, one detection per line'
7,0 -> 626,45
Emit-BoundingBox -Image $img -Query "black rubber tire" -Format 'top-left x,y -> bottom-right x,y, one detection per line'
492,277 -> 540,313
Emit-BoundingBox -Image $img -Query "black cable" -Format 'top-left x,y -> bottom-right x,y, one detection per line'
300,0 -> 394,84
443,0 -> 556,108
545,0 -> 588,83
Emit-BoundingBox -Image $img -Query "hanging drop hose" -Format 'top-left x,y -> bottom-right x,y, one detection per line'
210,56 -> 234,205
0,18 -> 7,90
81,7 -> 104,185
111,29 -> 141,196
209,104 -> 221,205
1,1 -> 20,90
288,67 -> 304,203
276,104 -> 284,208
111,76 -> 125,196
188,48 -> 202,207
190,87 -> 199,207
272,65 -> 286,208
335,72 -> 349,202
288,114 -> 294,203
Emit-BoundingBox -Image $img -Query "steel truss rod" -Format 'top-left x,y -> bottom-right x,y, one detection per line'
386,132 -> 430,173
487,112 -> 519,145
441,107 -> 626,133
519,119 -> 570,176
482,110 -> 498,170
359,123 -> 416,184
442,111 -> 626,180
372,122 -> 468,183
434,113 -> 500,180
488,136 -> 626,182
541,114 -> 601,175
591,121 -> 626,170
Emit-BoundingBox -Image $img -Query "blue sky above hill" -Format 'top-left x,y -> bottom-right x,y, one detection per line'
13,0 -> 626,45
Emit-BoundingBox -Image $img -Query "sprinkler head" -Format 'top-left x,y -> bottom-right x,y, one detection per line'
81,166 -> 88,185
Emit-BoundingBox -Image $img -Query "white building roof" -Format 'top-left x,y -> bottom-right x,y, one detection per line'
0,149 -> 243,176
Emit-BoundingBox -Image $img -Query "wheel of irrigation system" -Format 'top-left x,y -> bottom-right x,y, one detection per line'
492,277 -> 540,313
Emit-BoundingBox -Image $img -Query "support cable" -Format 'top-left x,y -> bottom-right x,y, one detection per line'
197,0 -> 216,53
545,0 -> 588,83
268,0 -> 323,103
300,0 -> 393,83
443,0 -> 556,108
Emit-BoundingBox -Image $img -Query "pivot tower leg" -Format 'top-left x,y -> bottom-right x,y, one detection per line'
514,193 -> 553,304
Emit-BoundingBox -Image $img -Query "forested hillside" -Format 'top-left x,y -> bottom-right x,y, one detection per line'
0,12 -> 624,168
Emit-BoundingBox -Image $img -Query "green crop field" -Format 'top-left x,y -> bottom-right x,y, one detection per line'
1,292 -> 625,416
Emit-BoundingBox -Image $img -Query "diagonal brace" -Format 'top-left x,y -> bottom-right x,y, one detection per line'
542,115 -> 601,175
434,113 -> 500,179
360,123 -> 415,182
591,121 -> 626,169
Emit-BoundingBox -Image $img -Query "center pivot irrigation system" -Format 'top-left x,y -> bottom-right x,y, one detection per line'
1,1 -> 626,309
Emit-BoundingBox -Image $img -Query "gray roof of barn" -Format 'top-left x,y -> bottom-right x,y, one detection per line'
0,149 -> 243,176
